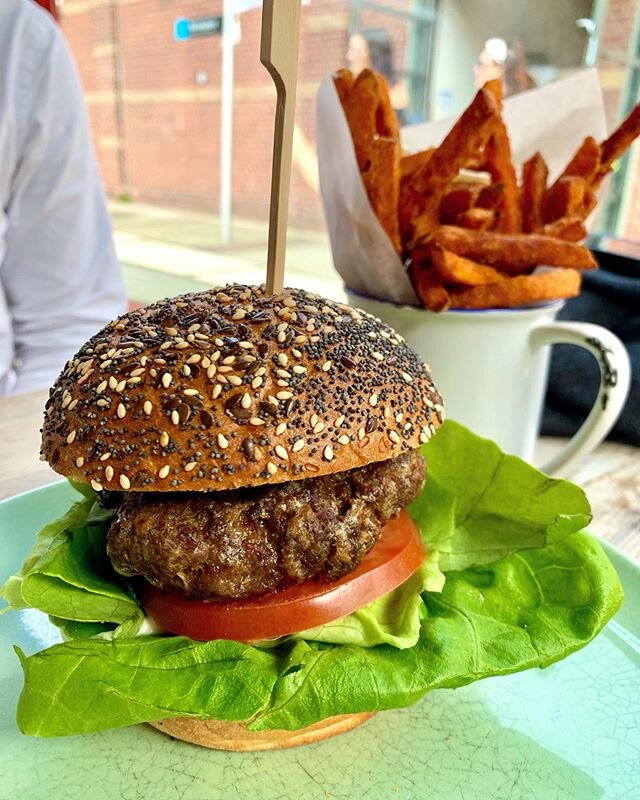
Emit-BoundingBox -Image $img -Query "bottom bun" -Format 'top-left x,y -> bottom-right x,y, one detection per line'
149,712 -> 375,751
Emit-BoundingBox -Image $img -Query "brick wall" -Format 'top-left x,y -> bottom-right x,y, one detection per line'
60,0 -> 351,227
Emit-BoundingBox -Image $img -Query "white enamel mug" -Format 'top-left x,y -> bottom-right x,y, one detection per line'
346,291 -> 631,475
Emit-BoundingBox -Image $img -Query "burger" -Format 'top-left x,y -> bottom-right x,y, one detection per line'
2,284 -> 622,750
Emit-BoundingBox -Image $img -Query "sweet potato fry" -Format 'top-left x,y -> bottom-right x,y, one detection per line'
340,69 -> 401,251
481,120 -> 521,232
400,149 -> 435,181
559,136 -> 601,182
362,136 -> 402,252
476,182 -> 504,210
333,68 -> 354,108
410,264 -> 451,311
399,84 -> 500,244
429,244 -> 505,285
438,186 -> 479,224
432,226 -> 598,272
455,208 -> 496,230
542,217 -> 586,242
449,269 -> 582,309
542,176 -> 587,224
599,102 -> 640,171
520,152 -> 548,232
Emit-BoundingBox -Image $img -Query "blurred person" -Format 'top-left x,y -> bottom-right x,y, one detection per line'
474,37 -> 536,97
0,0 -> 126,396
347,29 -> 409,123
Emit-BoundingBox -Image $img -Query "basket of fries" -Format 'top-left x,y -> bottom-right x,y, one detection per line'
317,67 -> 640,311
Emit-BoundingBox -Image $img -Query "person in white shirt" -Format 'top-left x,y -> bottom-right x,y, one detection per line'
0,0 -> 126,395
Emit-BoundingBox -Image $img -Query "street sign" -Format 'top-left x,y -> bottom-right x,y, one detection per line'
173,16 -> 223,41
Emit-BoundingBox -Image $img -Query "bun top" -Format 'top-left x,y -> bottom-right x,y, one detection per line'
41,285 -> 444,492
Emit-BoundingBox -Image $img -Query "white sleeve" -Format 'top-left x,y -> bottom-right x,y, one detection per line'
1,16 -> 126,395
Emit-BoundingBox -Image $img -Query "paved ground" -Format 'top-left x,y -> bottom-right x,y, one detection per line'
110,201 -> 346,306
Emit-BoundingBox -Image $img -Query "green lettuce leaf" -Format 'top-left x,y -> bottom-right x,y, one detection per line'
409,421 -> 592,571
294,550 -> 444,649
3,422 -> 624,737
0,492 -> 142,637
15,532 -> 622,736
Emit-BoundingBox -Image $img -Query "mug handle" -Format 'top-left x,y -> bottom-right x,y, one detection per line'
529,321 -> 631,475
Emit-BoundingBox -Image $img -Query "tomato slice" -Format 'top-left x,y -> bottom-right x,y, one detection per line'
139,510 -> 425,643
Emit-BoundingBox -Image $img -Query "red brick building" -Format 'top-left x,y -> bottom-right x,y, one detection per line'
58,0 -> 640,236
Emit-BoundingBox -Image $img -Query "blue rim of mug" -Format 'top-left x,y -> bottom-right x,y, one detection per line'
344,287 -> 565,315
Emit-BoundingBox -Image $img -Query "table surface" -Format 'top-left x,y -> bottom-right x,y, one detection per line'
1,389 -> 639,562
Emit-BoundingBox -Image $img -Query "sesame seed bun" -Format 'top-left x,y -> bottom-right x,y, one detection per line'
148,712 -> 375,751
41,285 -> 443,492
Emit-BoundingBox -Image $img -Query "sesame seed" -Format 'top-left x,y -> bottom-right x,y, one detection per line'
201,356 -> 211,368
160,341 -> 172,351
66,430 -> 77,444
175,341 -> 189,350
402,371 -> 413,384
369,394 -> 378,407
276,380 -> 289,388
292,365 -> 306,375
292,439 -> 305,452
217,433 -> 229,449
143,401 -> 152,415
323,445 -> 334,461
162,373 -> 172,388
183,388 -> 199,396
116,403 -> 126,419
321,360 -> 332,372
75,456 -> 84,468
389,431 -> 401,444
256,367 -> 267,377
373,352 -> 384,361
187,354 -> 201,364
166,327 -> 178,336
294,335 -> 307,344
158,465 -> 170,479
358,428 -> 365,440
283,296 -> 296,307
267,461 -> 278,476
222,355 -> 236,365
278,353 -> 288,366
171,410 -> 179,425
130,368 -> 145,377
160,431 -> 169,447
251,376 -> 263,389
335,414 -> 345,427
338,434 -> 350,445
241,392 -> 251,409
103,465 -> 113,482
276,391 -> 293,400
313,421 -> 325,434
310,414 -> 318,426
420,432 -> 428,443
185,461 -> 197,472
96,380 -> 107,394
275,422 -> 287,435
183,365 -> 191,377
62,395 -> 71,409
228,375 -> 242,386
276,369 -> 291,379
275,445 -> 289,460
68,399 -> 78,411
276,331 -> 286,343
115,380 -> 126,393
96,399 -> 109,408
232,309 -> 247,320
207,365 -> 217,379
249,417 -> 265,426
238,341 -> 253,349
212,385 -> 222,399
108,376 -> 118,390
100,452 -> 111,461
396,412 -> 403,423
292,348 -> 302,358
91,479 -> 103,492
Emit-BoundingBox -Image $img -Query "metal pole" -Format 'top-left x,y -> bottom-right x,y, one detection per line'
219,0 -> 234,244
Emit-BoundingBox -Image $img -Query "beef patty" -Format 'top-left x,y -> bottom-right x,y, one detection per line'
106,450 -> 425,600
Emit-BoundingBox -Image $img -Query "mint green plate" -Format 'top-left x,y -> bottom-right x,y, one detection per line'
1,482 -> 639,800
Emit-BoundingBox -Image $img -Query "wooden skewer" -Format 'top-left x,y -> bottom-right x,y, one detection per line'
260,0 -> 301,295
